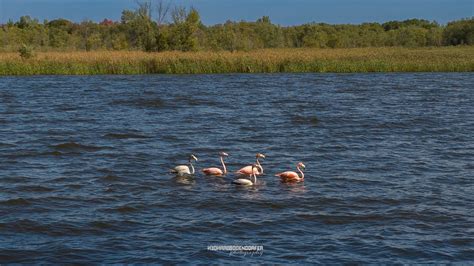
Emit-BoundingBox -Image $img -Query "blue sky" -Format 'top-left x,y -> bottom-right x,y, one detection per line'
0,0 -> 472,25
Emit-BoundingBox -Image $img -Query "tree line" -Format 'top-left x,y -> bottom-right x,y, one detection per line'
0,0 -> 472,52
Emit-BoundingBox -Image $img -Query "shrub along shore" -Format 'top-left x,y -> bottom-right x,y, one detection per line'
0,47 -> 473,75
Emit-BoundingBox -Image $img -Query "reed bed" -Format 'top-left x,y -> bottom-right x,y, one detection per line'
0,47 -> 473,75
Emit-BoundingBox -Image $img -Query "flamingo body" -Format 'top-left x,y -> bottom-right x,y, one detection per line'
233,164 -> 258,186
171,165 -> 192,176
236,165 -> 261,175
236,153 -> 265,176
202,167 -> 224,176
171,154 -> 198,176
202,152 -> 228,176
276,171 -> 303,182
276,162 -> 306,183
232,178 -> 254,186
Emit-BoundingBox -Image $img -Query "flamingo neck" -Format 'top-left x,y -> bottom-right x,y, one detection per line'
256,158 -> 263,174
189,161 -> 195,174
256,165 -> 263,174
220,156 -> 227,174
297,166 -> 304,179
252,172 -> 257,185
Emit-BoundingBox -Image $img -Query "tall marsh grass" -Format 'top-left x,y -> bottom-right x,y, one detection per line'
0,47 -> 473,75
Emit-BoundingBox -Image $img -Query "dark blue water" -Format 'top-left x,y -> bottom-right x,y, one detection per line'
0,73 -> 473,263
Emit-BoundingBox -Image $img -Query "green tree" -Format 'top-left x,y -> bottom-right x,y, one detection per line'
0,8 -> 472,52
396,26 -> 428,47
169,7 -> 201,51
254,16 -> 284,48
120,8 -> 157,51
443,18 -> 474,45
16,16 -> 39,29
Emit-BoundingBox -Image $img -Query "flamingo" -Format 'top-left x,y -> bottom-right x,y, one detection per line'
236,153 -> 265,176
202,152 -> 229,176
275,162 -> 306,183
233,164 -> 258,186
170,154 -> 198,176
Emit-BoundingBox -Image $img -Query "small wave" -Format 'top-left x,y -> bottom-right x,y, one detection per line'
353,196 -> 417,206
66,184 -> 84,189
50,176 -> 68,182
0,219 -> 97,236
0,250 -> 43,264
55,105 -> 77,112
385,209 -> 464,223
238,126 -> 258,132
296,208 -> 466,226
295,213 -> 387,225
170,221 -> 227,234
100,174 -> 121,181
0,219 -> 48,234
162,135 -> 180,141
277,255 -> 308,260
105,205 -> 140,213
0,198 -> 31,206
43,151 -> 64,156
375,121 -> 410,129
254,201 -> 286,210
4,150 -> 65,159
331,176 -> 388,185
290,115 -> 319,126
1,176 -> 33,184
51,142 -> 104,152
172,96 -> 219,107
116,206 -> 139,213
89,221 -> 120,230
17,185 -> 55,192
104,133 -> 150,139
448,238 -> 473,246
0,142 -> 14,147
111,97 -> 166,109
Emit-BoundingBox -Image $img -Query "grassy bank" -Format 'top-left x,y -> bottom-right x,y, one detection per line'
0,47 -> 473,75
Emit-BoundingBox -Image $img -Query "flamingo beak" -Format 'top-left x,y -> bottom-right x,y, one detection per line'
221,152 -> 229,157
191,155 -> 198,161
257,153 -> 265,159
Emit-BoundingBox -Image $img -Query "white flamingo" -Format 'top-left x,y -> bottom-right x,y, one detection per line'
171,154 -> 198,176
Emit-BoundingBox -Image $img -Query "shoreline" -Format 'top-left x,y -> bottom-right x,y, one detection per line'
1,47 -> 473,75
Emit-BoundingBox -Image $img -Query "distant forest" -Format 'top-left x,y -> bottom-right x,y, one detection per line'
1,0 -> 473,52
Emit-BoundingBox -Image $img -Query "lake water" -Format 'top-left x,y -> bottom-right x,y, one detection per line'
0,73 -> 473,263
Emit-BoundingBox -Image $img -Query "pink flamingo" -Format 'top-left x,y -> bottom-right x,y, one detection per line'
202,152 -> 229,176
233,164 -> 258,186
275,162 -> 306,183
236,153 -> 265,176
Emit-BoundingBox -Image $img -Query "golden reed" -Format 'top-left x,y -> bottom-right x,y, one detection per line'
0,47 -> 473,75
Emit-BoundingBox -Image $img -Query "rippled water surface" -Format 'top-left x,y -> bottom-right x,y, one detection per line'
1,74 -> 473,263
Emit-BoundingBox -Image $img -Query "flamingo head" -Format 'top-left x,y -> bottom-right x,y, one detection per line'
219,152 -> 229,157
298,162 -> 306,169
189,154 -> 198,161
256,153 -> 266,159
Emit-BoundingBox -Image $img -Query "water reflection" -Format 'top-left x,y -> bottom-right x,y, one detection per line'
172,175 -> 196,186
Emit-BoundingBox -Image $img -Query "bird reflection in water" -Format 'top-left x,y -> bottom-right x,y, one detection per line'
172,175 -> 196,187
